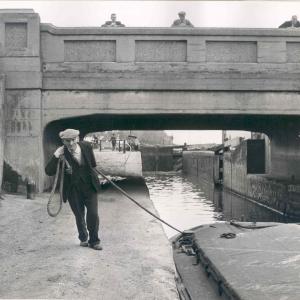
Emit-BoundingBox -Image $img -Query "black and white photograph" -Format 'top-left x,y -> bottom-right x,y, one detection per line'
1,0 -> 300,299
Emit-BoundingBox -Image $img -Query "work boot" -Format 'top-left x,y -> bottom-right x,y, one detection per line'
80,240 -> 89,247
89,243 -> 103,250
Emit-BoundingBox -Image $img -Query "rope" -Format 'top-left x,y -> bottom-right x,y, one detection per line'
47,155 -> 183,234
230,220 -> 276,230
47,157 -> 65,217
59,158 -> 65,201
220,232 -> 236,239
94,168 -> 183,234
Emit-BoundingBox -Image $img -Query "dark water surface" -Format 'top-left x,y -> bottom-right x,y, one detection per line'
144,173 -> 293,238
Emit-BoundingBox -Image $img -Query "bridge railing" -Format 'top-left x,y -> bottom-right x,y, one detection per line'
96,139 -> 132,153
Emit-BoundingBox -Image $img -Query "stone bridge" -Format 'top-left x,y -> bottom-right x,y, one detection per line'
1,9 -> 300,191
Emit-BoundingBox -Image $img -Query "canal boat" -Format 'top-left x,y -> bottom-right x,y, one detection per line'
172,221 -> 300,300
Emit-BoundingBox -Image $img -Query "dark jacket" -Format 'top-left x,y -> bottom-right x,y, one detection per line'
279,21 -> 300,28
45,141 -> 99,202
171,19 -> 194,27
101,21 -> 125,27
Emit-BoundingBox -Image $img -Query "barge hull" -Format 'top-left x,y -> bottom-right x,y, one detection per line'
173,222 -> 300,300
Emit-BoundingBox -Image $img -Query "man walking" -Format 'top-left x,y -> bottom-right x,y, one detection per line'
45,129 -> 102,250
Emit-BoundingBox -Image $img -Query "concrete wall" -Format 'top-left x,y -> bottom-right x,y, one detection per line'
0,10 -> 43,191
181,144 -> 300,217
268,129 -> 300,181
0,75 -> 4,188
223,140 -> 300,217
42,90 -> 300,124
5,90 -> 42,183
223,143 -> 249,196
41,24 -> 300,92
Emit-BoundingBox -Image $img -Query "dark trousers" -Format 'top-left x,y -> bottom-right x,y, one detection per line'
68,182 -> 100,246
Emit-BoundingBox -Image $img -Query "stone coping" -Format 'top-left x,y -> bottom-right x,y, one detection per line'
0,9 -> 35,13
40,23 -> 300,37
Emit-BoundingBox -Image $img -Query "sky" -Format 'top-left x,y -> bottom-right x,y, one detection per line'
1,0 -> 299,28
0,1 -> 297,144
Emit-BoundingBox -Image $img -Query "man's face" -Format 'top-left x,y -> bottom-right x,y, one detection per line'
62,137 -> 78,152
179,14 -> 185,21
292,15 -> 298,24
111,14 -> 116,22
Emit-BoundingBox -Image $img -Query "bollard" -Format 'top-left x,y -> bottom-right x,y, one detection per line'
26,179 -> 36,200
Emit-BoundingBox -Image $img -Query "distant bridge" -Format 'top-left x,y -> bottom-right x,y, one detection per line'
1,9 -> 300,191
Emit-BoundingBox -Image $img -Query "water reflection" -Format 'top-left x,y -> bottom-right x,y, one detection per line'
144,173 -> 293,238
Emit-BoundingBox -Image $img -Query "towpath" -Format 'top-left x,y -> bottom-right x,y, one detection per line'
0,179 -> 179,299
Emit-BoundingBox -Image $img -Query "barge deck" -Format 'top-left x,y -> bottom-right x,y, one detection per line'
172,222 -> 300,300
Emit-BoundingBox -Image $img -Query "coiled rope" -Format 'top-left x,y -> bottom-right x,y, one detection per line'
47,157 -> 65,217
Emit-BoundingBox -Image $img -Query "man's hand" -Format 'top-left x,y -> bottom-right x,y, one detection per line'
54,146 -> 64,158
65,167 -> 72,175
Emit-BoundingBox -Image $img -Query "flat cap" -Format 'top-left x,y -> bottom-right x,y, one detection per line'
59,129 -> 80,139
178,11 -> 186,15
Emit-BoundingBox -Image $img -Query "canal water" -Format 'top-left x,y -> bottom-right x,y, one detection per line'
144,173 -> 292,238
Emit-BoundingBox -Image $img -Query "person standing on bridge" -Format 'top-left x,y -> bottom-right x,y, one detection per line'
279,15 -> 300,28
110,133 -> 117,151
101,13 -> 125,27
45,129 -> 102,250
171,11 -> 194,27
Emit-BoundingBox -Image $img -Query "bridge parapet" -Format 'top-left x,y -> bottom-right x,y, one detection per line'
0,9 -> 41,89
40,24 -> 300,91
1,9 -> 300,91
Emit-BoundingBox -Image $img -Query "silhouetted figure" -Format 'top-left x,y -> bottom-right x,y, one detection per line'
279,15 -> 300,28
110,133 -> 117,151
102,13 -> 125,27
183,142 -> 188,151
171,11 -> 194,27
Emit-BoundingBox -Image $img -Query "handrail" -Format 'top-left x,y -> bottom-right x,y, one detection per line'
95,139 -> 133,153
